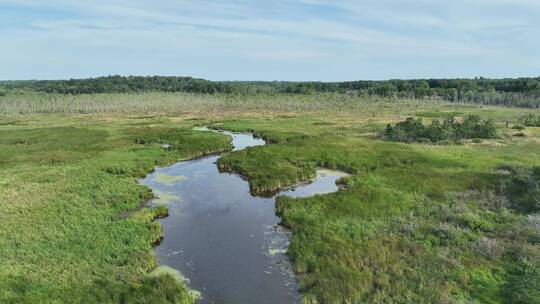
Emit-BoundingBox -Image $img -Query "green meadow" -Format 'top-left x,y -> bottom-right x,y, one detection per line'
0,92 -> 539,303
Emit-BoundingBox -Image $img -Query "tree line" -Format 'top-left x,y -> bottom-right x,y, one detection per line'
0,76 -> 233,95
2,75 -> 540,108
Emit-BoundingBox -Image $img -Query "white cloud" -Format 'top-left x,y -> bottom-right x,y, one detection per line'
0,0 -> 538,80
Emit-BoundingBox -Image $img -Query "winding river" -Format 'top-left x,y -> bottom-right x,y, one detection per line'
140,129 -> 348,304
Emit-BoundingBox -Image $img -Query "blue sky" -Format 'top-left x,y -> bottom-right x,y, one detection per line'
0,0 -> 539,81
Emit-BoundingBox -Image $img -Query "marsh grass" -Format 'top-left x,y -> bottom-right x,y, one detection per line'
0,95 -> 539,303
0,121 -> 231,303
213,115 -> 540,303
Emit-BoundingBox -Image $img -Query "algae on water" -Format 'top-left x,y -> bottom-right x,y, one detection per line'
152,190 -> 181,206
154,172 -> 188,185
268,248 -> 287,256
315,168 -> 351,178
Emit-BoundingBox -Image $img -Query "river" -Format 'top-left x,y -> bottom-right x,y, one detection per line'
140,129 -> 349,304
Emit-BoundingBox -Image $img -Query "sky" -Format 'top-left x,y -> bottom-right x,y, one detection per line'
0,0 -> 539,81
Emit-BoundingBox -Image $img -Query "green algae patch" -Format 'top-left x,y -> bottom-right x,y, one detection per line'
268,248 -> 287,256
154,172 -> 188,185
315,168 -> 351,178
152,190 -> 181,206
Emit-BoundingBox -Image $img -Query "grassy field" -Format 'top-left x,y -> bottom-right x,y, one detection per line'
0,93 -> 539,303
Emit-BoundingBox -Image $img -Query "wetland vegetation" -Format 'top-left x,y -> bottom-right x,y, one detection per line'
384,115 -> 497,143
518,113 -> 540,127
0,82 -> 539,303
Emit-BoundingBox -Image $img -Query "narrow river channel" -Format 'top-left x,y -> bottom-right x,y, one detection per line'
140,129 -> 349,304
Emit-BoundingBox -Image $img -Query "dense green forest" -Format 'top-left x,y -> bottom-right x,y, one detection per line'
2,75 -> 540,108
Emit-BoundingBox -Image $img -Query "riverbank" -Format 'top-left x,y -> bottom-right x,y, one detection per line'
0,117 -> 231,303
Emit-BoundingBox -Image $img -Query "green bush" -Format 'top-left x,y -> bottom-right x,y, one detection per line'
505,166 -> 540,213
384,115 -> 497,143
518,113 -> 540,127
503,258 -> 540,304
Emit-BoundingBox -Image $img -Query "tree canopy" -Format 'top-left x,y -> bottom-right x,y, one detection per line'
3,75 -> 540,108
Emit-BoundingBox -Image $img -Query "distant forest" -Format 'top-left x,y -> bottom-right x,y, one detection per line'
2,75 -> 540,108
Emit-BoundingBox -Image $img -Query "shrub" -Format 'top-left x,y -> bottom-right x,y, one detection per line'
518,113 -> 540,127
384,115 -> 497,143
503,258 -> 540,304
431,222 -> 460,243
473,237 -> 503,260
528,214 -> 540,234
505,166 -> 540,213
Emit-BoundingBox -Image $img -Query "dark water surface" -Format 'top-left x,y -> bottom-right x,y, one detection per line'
140,130 -> 348,304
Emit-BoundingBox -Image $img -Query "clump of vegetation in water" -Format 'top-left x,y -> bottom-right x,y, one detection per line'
384,115 -> 497,143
